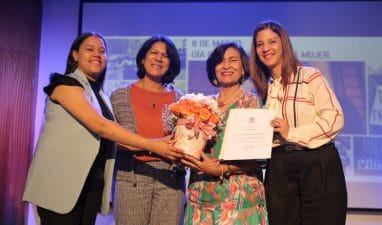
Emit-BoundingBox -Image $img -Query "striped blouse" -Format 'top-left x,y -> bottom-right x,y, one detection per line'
265,66 -> 344,149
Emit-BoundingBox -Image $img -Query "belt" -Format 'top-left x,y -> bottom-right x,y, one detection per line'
273,142 -> 334,152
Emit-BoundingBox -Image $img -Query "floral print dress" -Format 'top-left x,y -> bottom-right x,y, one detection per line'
184,91 -> 268,225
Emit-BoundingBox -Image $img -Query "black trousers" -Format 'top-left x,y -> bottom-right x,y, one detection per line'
37,170 -> 104,225
265,143 -> 347,225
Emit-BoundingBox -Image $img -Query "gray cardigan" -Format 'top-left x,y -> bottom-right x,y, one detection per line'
23,69 -> 116,215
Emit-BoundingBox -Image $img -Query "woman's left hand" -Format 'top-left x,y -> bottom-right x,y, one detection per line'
181,152 -> 221,177
271,117 -> 289,140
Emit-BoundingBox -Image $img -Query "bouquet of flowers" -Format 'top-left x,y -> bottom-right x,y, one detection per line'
163,93 -> 223,159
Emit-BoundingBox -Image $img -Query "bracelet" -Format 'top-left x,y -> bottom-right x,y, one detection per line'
225,165 -> 231,177
219,165 -> 224,180
148,141 -> 152,154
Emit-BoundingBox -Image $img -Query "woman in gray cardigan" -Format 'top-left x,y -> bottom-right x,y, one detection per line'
111,35 -> 185,225
23,32 -> 184,225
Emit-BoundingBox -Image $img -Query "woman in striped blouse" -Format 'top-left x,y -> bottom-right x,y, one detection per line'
250,20 -> 347,225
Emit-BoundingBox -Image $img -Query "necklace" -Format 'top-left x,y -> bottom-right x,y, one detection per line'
142,80 -> 165,108
217,87 -> 243,107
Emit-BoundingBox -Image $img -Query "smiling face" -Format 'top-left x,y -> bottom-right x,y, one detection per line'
72,35 -> 107,81
255,28 -> 283,78
142,41 -> 170,81
215,47 -> 244,87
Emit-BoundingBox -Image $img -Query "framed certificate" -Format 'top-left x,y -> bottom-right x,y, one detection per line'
219,108 -> 275,160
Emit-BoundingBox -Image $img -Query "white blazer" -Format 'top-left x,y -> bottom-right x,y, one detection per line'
23,69 -> 116,215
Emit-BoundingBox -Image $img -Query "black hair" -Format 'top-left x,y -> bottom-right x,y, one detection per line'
136,35 -> 180,85
206,42 -> 249,87
65,32 -> 107,87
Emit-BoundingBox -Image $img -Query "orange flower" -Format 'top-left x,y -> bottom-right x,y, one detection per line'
198,107 -> 211,122
179,99 -> 189,105
209,112 -> 220,125
169,103 -> 182,116
180,105 -> 193,117
190,102 -> 202,114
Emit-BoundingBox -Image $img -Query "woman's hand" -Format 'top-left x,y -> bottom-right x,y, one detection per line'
162,135 -> 176,146
150,140 -> 184,162
271,117 -> 289,140
181,152 -> 221,177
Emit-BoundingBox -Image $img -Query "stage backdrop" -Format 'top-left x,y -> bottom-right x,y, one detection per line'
81,1 -> 382,209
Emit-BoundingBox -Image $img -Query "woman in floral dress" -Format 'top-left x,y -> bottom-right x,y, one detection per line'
181,42 -> 268,225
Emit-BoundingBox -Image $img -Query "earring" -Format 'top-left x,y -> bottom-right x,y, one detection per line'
241,71 -> 245,84
213,78 -> 219,86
